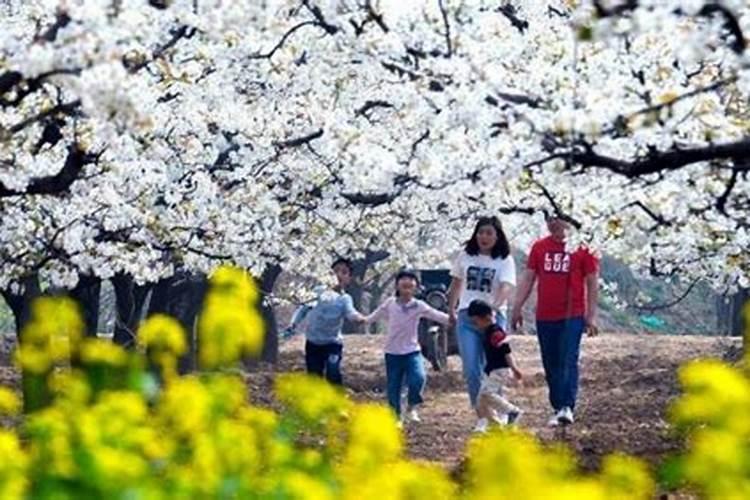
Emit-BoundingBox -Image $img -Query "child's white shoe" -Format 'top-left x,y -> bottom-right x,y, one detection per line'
490,412 -> 508,426
473,417 -> 489,433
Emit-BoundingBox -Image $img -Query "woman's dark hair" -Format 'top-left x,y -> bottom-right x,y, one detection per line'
394,270 -> 419,297
464,216 -> 511,259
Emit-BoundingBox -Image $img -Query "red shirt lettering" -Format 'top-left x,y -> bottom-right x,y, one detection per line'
527,236 -> 598,321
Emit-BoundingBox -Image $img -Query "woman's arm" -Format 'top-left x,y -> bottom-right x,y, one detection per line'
492,282 -> 514,310
510,269 -> 536,331
447,277 -> 462,323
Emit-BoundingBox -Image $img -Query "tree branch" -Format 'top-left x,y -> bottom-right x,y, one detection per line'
569,138 -> 750,177
273,128 -> 324,149
0,144 -> 98,198
437,0 -> 453,57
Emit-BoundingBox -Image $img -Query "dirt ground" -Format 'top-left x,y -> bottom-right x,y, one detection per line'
248,332 -> 740,474
1,332 -> 741,478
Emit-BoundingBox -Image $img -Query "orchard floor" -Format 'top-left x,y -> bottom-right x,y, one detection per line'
0,332 -> 741,483
247,333 -> 741,475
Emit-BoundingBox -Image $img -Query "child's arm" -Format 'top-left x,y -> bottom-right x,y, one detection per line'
504,351 -> 523,380
344,294 -> 374,323
418,301 -> 450,325
362,298 -> 391,324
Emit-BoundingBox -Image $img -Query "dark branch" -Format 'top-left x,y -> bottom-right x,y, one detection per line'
125,25 -> 197,72
494,91 -> 543,108
8,99 -> 81,134
437,0 -> 453,57
716,168 -> 739,215
355,100 -> 394,119
497,4 -> 529,33
623,201 -> 673,227
628,279 -> 700,312
569,138 -> 750,177
301,1 -> 340,35
698,3 -> 746,54
248,21 -> 320,60
36,12 -> 72,42
0,144 -> 98,198
273,128 -> 324,149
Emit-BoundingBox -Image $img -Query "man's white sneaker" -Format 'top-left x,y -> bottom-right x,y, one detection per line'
473,417 -> 489,433
547,412 -> 560,427
558,407 -> 574,425
406,407 -> 421,424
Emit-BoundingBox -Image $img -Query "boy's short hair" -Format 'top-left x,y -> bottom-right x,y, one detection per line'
331,257 -> 353,273
395,270 -> 419,285
467,299 -> 493,318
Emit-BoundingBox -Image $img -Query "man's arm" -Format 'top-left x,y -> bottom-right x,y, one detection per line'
286,304 -> 311,334
343,294 -> 368,323
585,271 -> 599,335
510,269 -> 536,331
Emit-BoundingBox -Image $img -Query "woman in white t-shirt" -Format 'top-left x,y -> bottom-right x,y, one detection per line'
447,216 -> 516,430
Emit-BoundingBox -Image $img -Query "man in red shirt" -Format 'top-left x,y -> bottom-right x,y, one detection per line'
511,215 -> 599,426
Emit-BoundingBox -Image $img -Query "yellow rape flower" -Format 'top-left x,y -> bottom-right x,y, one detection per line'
47,371 -> 91,406
16,297 -> 85,374
275,374 -> 350,423
79,339 -> 129,367
0,387 -> 20,415
339,404 -> 403,493
209,265 -> 259,304
158,377 -> 212,436
138,314 -> 187,355
198,296 -> 264,368
0,430 -> 28,500
283,471 -> 334,500
198,266 -> 265,370
670,359 -> 750,434
600,453 -> 654,500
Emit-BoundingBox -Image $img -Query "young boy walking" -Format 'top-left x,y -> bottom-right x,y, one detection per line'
367,271 -> 450,424
468,299 -> 524,432
287,258 -> 367,385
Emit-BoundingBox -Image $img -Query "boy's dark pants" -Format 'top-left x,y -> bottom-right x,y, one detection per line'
305,341 -> 343,385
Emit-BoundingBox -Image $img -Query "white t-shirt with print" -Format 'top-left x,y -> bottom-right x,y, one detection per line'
450,252 -> 517,312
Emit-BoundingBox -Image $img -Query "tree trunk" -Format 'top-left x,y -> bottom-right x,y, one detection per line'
111,274 -> 152,348
717,288 -> 749,337
1,273 -> 42,340
244,264 -> 281,370
343,249 -> 389,334
258,264 -> 282,364
146,271 -> 208,373
70,274 -> 102,336
730,288 -> 749,337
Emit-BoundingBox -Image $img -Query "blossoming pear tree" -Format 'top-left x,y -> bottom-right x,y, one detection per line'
1,0 -> 749,349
